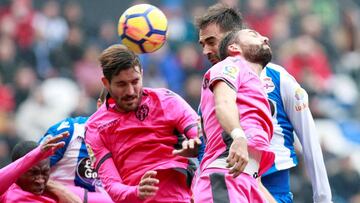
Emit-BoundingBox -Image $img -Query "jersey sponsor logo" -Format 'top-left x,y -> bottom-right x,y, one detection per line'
222,66 -> 238,79
76,157 -> 99,185
57,121 -> 70,131
294,88 -> 308,111
136,104 -> 149,121
262,77 -> 275,93
295,88 -> 305,101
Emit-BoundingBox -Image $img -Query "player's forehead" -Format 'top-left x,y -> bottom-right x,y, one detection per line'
199,23 -> 223,42
239,29 -> 260,37
112,66 -> 142,82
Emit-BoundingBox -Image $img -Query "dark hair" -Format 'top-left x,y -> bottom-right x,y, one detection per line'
11,141 -> 38,162
195,3 -> 243,32
219,29 -> 241,60
99,44 -> 141,82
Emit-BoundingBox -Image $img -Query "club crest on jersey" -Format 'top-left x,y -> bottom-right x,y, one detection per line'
136,104 -> 149,121
223,66 -> 238,79
294,87 -> 308,111
262,77 -> 275,93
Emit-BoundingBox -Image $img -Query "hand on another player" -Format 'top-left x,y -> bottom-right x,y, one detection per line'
226,136 -> 248,178
41,132 -> 69,155
137,170 -> 159,200
172,138 -> 202,157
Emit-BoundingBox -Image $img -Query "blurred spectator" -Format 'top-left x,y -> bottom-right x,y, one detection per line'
50,25 -> 85,78
94,20 -> 118,50
12,64 -> 38,108
140,44 -> 185,95
0,35 -> 19,84
183,73 -> 202,110
280,35 -> 333,95
330,156 -> 360,203
63,0 -> 83,28
15,78 -> 80,141
0,74 -> 15,113
73,44 -> 102,99
177,43 -> 203,75
244,0 -> 275,39
33,0 -> 69,78
0,0 -> 36,49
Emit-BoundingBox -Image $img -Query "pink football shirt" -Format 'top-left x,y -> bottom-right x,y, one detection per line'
199,56 -> 274,176
85,88 -> 198,202
0,147 -> 57,202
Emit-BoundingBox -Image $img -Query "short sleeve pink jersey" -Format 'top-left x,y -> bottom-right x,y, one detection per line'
85,88 -> 198,186
199,56 -> 274,176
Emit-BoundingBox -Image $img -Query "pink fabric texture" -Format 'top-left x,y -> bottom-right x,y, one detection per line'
199,56 -> 274,176
85,88 -> 198,202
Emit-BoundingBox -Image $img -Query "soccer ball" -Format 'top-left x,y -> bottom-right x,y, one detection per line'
118,4 -> 168,54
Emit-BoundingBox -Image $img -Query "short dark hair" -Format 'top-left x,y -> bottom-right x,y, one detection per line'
219,29 -> 241,60
11,141 -> 38,162
195,3 -> 243,32
99,44 -> 141,82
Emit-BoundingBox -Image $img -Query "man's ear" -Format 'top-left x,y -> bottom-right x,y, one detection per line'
228,43 -> 242,56
101,77 -> 110,89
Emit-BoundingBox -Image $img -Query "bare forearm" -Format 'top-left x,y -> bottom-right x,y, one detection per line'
215,101 -> 241,134
46,180 -> 82,203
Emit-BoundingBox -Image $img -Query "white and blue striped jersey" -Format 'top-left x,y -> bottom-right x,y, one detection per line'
261,63 -> 332,203
39,116 -> 102,192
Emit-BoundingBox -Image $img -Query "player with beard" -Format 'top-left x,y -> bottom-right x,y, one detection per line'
196,4 -> 332,203
192,27 -> 275,202
85,44 -> 200,203
218,29 -> 333,203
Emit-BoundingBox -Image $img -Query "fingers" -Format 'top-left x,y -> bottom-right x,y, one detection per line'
141,170 -> 157,179
226,149 -> 249,178
226,151 -> 236,168
229,158 -> 248,178
181,140 -> 190,150
41,132 -> 69,152
194,137 -> 202,145
138,171 -> 159,200
172,149 -> 184,155
45,132 -> 69,145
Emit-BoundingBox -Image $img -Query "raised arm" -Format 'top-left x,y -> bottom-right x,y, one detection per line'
0,132 -> 68,195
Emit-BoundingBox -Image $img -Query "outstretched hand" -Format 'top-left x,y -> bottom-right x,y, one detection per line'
41,132 -> 69,154
172,137 -> 202,157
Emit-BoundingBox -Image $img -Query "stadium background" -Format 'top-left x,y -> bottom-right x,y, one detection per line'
0,0 -> 359,202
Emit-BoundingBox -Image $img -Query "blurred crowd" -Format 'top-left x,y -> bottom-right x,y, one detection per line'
0,0 -> 359,202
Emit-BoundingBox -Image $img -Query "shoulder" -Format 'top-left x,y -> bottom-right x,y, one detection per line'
45,117 -> 76,135
265,63 -> 293,78
144,87 -> 180,100
264,63 -> 298,83
86,106 -> 111,129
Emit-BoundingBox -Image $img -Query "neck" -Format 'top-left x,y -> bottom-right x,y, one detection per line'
246,61 -> 263,76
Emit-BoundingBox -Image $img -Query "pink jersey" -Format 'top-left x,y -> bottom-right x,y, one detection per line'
85,88 -> 198,202
199,56 -> 274,176
0,146 -> 56,202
